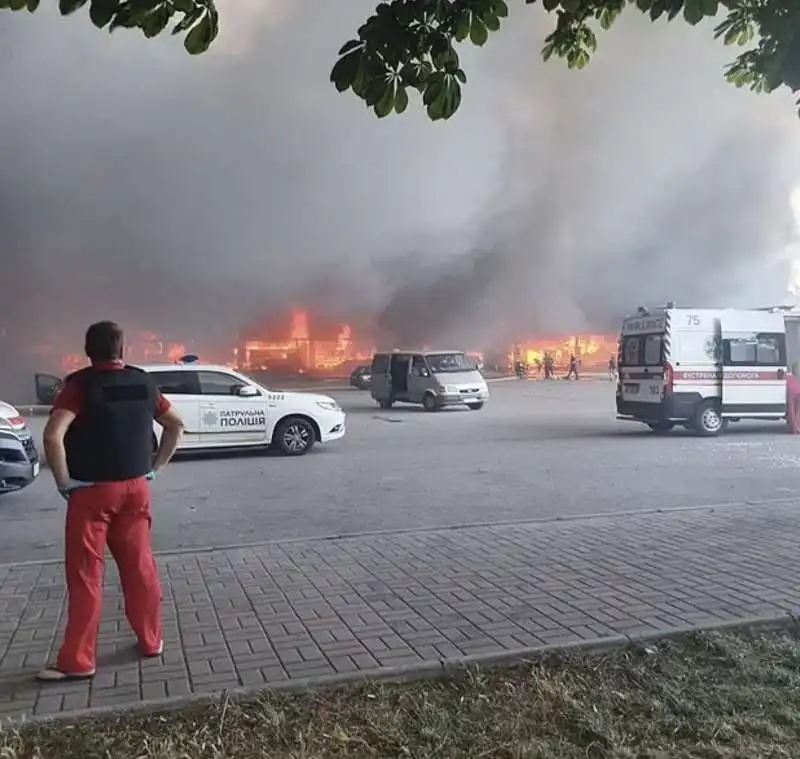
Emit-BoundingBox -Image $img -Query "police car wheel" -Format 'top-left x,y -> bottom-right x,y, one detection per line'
422,393 -> 439,412
693,401 -> 727,437
273,416 -> 316,456
466,402 -> 484,411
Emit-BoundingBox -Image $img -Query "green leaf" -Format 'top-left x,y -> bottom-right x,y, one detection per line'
394,84 -> 409,114
142,3 -> 170,37
493,0 -> 508,17
171,6 -> 201,33
25,0 -> 39,10
171,0 -> 194,12
338,38 -> 362,55
423,71 -> 446,106
454,9 -> 471,41
598,7 -> 617,29
330,49 -> 361,92
482,10 -> 500,31
8,0 -> 27,10
700,0 -> 717,16
89,0 -> 116,28
364,76 -> 389,106
374,83 -> 395,118
649,0 -> 667,20
469,16 -> 488,45
665,0 -> 683,21
441,76 -> 462,119
683,0 -> 703,25
542,0 -> 560,11
561,0 -> 580,11
635,0 -> 651,10
427,79 -> 449,120
183,10 -> 215,54
454,68 -> 467,83
736,25 -> 754,45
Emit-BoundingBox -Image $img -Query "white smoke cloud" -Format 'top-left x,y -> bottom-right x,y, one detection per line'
214,0 -> 290,56
1,1 -> 800,397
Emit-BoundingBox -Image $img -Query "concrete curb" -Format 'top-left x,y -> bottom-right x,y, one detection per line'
6,613 -> 797,729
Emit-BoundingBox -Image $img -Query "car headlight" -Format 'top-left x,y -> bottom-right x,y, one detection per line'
438,385 -> 458,394
0,416 -> 23,430
316,401 -> 341,411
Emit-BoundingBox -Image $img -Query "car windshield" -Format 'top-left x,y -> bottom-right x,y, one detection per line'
426,353 -> 471,374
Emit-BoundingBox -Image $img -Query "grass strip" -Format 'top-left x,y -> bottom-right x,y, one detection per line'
4,628 -> 800,758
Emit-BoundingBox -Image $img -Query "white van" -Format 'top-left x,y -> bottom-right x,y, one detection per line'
616,304 -> 795,436
370,350 -> 489,411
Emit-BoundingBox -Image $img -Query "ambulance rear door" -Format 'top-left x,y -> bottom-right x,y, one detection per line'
619,313 -> 667,405
720,311 -> 787,417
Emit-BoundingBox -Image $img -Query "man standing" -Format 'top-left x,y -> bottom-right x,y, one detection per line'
37,321 -> 184,682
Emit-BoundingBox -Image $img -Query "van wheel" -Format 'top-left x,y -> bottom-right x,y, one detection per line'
467,402 -> 484,411
692,401 -> 727,437
647,421 -> 674,434
378,399 -> 394,409
422,393 -> 439,412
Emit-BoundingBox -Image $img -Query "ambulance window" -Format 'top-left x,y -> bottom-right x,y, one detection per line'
372,354 -> 389,373
724,333 -> 786,366
622,337 -> 640,365
643,335 -> 663,365
756,334 -> 785,365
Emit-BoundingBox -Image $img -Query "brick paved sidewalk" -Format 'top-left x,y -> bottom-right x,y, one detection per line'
2,501 -> 799,722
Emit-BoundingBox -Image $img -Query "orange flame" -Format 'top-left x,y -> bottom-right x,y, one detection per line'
511,335 -> 617,370
241,309 -> 373,374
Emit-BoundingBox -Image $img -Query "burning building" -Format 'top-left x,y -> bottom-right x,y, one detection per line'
510,334 -> 618,372
237,309 -> 375,377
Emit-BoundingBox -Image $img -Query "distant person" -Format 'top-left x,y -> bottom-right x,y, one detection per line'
608,355 -> 617,381
543,354 -> 555,380
37,321 -> 184,682
566,354 -> 580,380
788,373 -> 800,434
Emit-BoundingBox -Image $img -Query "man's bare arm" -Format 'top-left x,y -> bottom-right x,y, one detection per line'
152,406 -> 184,472
43,409 -> 76,489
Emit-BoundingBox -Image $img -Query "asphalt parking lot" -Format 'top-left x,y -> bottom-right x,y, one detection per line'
3,379 -> 800,564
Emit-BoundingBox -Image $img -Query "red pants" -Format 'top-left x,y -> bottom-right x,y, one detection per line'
57,477 -> 162,673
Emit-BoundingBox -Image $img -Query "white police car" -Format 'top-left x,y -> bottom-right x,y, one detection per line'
140,362 -> 346,457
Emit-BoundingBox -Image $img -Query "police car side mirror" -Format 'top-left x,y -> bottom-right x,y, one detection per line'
236,385 -> 260,398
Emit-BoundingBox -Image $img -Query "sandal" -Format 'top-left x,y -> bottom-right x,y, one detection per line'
36,667 -> 95,682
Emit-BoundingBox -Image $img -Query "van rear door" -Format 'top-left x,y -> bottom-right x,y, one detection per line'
720,312 -> 787,417
619,332 -> 665,404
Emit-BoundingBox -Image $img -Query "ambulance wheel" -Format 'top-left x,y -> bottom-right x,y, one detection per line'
423,393 -> 440,412
692,401 -> 727,437
647,421 -> 674,434
273,416 -> 316,456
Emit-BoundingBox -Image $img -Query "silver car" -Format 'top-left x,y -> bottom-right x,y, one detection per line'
0,402 -> 40,495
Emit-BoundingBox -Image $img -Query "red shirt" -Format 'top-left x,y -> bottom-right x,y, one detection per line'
52,361 -> 171,417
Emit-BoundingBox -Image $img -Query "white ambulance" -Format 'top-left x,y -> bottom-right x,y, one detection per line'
616,303 -> 800,436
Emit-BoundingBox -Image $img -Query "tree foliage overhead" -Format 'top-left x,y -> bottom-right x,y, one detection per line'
3,0 -> 800,120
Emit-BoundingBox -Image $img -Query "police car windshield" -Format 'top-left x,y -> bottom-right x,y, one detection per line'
427,353 -> 471,373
